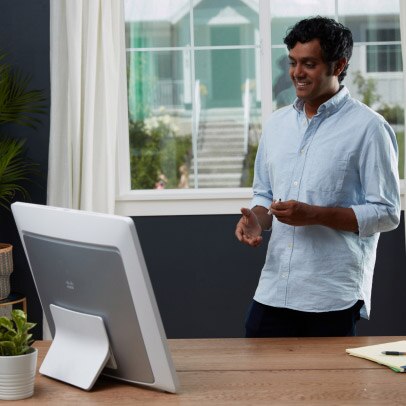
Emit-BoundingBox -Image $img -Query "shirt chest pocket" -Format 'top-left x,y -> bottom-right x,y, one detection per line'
305,156 -> 348,193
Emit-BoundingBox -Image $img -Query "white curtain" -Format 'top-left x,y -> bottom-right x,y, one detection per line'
47,0 -> 128,214
45,0 -> 128,338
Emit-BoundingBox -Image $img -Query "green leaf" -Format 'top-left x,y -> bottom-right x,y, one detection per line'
0,53 -> 46,128
0,137 -> 38,210
11,309 -> 26,332
0,310 -> 36,356
0,341 -> 17,356
0,50 -> 45,209
0,317 -> 15,332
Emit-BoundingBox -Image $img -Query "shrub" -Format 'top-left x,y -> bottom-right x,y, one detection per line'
377,104 -> 404,124
130,116 -> 191,189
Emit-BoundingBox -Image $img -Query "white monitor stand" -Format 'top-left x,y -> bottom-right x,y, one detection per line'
40,304 -> 117,390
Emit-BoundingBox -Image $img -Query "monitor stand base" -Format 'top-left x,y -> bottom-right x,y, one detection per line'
40,304 -> 116,390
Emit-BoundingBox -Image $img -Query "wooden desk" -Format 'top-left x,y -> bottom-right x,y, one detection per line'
12,337 -> 406,404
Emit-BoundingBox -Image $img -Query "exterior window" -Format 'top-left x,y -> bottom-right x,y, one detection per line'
366,29 -> 402,72
119,0 -> 404,216
125,0 -> 261,191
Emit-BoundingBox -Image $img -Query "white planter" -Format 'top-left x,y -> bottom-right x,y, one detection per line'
0,348 -> 38,400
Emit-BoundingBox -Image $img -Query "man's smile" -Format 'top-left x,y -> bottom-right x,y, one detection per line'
295,80 -> 310,88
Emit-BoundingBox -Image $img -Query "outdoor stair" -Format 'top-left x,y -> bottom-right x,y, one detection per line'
189,115 -> 246,188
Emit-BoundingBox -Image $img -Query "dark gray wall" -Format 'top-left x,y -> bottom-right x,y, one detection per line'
357,212 -> 406,335
132,214 -> 269,338
1,0 -> 405,340
134,213 -> 406,338
0,0 -> 50,339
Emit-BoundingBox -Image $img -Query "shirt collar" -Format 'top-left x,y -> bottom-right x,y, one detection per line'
293,85 -> 350,116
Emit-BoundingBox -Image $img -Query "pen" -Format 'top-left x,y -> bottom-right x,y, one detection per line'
381,351 -> 406,355
268,199 -> 281,215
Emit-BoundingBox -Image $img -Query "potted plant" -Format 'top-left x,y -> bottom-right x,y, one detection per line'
0,309 -> 37,400
0,51 -> 45,299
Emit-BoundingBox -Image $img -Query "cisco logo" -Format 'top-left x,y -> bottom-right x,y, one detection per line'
65,280 -> 75,290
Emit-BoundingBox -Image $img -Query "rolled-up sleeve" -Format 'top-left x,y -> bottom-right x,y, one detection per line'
351,121 -> 400,237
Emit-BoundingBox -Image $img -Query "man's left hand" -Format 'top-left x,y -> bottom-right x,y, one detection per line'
270,200 -> 316,226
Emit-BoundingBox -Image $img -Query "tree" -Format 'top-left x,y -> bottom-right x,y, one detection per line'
352,70 -> 380,107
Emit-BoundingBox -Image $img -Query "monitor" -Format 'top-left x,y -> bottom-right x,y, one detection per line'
11,202 -> 179,393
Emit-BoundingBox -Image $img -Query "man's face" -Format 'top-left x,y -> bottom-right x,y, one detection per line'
288,38 -> 340,110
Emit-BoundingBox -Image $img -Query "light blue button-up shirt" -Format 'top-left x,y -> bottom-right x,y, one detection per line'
251,86 -> 400,318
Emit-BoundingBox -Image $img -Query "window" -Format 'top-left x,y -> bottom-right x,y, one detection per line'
365,29 -> 402,73
125,0 -> 261,192
118,0 -> 404,216
367,44 -> 402,73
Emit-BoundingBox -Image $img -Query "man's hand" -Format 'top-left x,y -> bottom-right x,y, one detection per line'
235,207 -> 263,247
270,200 -> 315,226
270,199 -> 358,232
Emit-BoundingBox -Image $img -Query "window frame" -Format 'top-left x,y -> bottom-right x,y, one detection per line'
116,1 -> 405,217
117,0 -> 271,216
365,42 -> 403,73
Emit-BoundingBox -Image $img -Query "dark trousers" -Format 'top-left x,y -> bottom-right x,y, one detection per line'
245,300 -> 364,338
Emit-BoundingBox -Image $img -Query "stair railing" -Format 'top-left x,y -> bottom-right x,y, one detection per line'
192,80 -> 201,188
243,78 -> 251,155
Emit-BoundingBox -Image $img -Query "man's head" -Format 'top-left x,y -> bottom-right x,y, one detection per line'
284,16 -> 353,83
283,17 -> 353,112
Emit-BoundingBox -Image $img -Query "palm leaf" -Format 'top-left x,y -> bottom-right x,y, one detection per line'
0,52 -> 46,128
0,51 -> 45,210
0,137 -> 37,210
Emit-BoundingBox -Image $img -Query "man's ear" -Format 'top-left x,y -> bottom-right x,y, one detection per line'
334,58 -> 347,77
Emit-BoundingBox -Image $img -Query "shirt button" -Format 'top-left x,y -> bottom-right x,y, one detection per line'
300,149 -> 305,154
293,181 -> 298,186
287,243 -> 292,248
281,272 -> 288,278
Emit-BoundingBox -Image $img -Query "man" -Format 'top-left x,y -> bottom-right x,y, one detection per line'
235,17 -> 400,337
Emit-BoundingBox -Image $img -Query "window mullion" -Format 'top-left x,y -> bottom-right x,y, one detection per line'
259,0 -> 272,126
190,0 -> 198,188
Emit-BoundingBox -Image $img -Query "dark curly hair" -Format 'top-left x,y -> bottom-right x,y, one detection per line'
283,16 -> 353,83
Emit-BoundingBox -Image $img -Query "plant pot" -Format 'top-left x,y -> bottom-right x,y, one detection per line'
0,347 -> 38,400
0,244 -> 13,300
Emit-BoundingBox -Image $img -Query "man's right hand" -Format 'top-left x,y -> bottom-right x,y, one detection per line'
235,207 -> 263,247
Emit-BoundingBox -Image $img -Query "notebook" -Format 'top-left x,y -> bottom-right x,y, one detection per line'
346,340 -> 406,372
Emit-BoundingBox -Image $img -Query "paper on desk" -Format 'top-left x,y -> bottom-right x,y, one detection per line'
346,340 -> 406,372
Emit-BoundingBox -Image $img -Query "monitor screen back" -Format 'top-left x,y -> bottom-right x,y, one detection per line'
23,232 -> 154,384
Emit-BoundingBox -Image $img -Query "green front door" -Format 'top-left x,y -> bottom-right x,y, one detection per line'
210,26 -> 242,108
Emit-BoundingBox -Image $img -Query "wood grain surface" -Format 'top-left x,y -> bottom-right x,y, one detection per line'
6,337 -> 405,405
